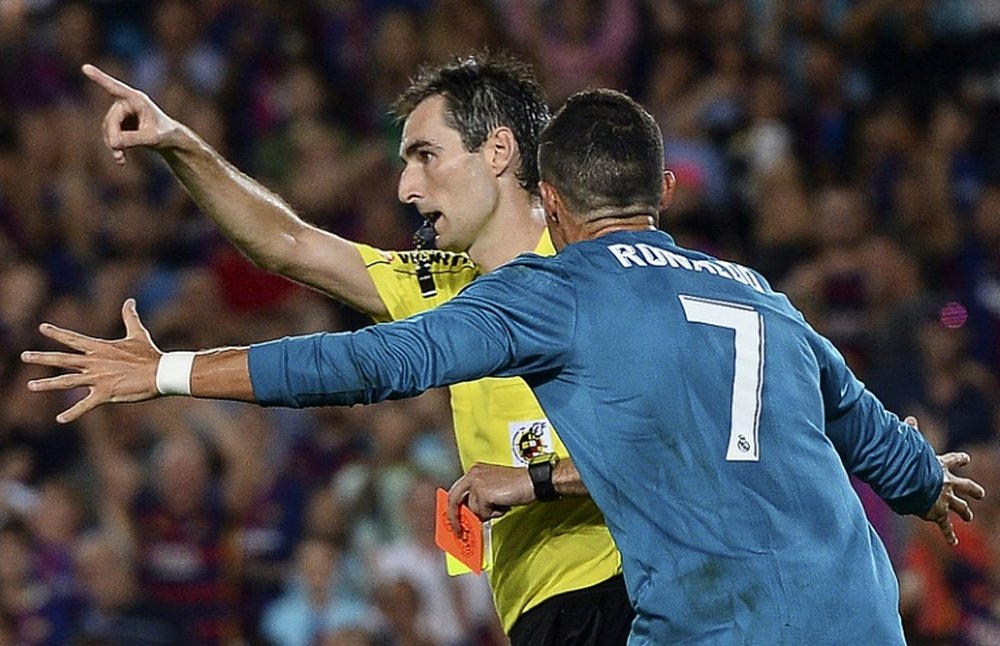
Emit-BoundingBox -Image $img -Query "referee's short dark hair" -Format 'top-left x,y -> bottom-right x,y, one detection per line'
393,51 -> 551,196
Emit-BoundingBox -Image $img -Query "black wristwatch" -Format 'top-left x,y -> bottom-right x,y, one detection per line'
528,453 -> 561,502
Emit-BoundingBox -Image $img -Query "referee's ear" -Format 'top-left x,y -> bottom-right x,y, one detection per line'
487,126 -> 518,179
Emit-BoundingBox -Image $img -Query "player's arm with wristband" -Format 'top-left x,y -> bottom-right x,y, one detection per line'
22,299 -> 255,423
24,257 -> 573,416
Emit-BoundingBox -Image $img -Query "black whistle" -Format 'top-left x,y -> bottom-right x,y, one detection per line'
413,221 -> 437,250
413,221 -> 438,298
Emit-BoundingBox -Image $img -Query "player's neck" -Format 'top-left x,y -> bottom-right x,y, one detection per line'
585,216 -> 657,239
467,191 -> 546,273
554,213 -> 657,250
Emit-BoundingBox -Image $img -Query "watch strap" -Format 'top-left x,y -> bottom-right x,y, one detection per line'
528,453 -> 561,502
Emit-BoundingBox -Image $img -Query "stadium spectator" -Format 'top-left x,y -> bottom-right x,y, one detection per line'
80,402 -> 261,643
370,473 -> 501,645
73,530 -> 183,645
261,533 -> 379,646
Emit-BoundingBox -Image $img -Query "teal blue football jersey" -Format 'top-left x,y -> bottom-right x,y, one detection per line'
250,229 -> 941,645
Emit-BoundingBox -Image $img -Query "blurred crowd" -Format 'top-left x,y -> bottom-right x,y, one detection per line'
0,0 -> 999,644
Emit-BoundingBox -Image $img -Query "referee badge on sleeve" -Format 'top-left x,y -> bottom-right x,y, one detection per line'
509,419 -> 554,466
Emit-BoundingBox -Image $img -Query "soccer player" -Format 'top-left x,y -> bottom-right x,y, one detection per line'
78,54 -> 630,642
23,88 -> 986,644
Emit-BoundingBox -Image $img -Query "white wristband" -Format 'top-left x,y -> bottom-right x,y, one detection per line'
155,351 -> 196,396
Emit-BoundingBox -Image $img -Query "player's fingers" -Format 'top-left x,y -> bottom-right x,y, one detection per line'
903,415 -> 918,429
26,372 -> 91,393
55,390 -> 100,425
952,476 -> 986,501
937,515 -> 958,546
82,64 -> 136,98
947,493 -> 973,522
37,322 -> 99,353
21,350 -> 87,370
121,299 -> 144,339
939,451 -> 971,470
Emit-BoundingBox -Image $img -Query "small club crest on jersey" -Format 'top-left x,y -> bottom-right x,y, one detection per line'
509,419 -> 554,465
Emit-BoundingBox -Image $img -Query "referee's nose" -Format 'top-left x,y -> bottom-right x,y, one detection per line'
398,163 -> 422,205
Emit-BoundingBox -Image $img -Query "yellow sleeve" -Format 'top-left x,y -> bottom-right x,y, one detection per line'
355,243 -> 481,321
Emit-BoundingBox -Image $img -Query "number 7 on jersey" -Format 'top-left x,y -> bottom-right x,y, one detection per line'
679,295 -> 764,462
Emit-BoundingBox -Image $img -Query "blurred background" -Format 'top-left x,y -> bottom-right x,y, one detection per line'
0,0 -> 998,644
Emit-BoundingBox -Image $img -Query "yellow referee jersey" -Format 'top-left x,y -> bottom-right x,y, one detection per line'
356,231 -> 622,631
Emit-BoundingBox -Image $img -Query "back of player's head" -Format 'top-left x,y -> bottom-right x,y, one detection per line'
393,50 -> 550,194
539,89 -> 664,217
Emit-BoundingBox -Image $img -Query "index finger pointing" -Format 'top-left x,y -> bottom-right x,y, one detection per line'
82,63 -> 137,98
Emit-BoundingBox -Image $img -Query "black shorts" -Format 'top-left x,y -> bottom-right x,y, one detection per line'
508,574 -> 634,646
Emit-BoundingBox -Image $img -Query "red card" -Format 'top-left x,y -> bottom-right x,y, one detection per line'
434,488 -> 483,575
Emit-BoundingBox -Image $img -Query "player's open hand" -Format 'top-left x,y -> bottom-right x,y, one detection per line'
21,299 -> 162,424
922,451 -> 986,545
447,463 -> 534,532
82,63 -> 180,165
904,417 -> 987,545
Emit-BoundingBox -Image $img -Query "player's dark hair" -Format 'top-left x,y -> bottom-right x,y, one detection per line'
539,89 -> 664,216
393,51 -> 550,195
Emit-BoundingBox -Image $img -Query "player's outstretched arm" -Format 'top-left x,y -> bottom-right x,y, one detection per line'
21,299 -> 255,423
81,64 -> 389,318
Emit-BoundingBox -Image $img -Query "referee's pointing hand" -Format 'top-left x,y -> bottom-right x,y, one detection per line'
82,63 -> 183,165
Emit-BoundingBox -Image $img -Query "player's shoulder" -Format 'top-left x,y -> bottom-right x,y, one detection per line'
500,251 -> 567,281
506,250 -> 555,269
466,252 -> 567,298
